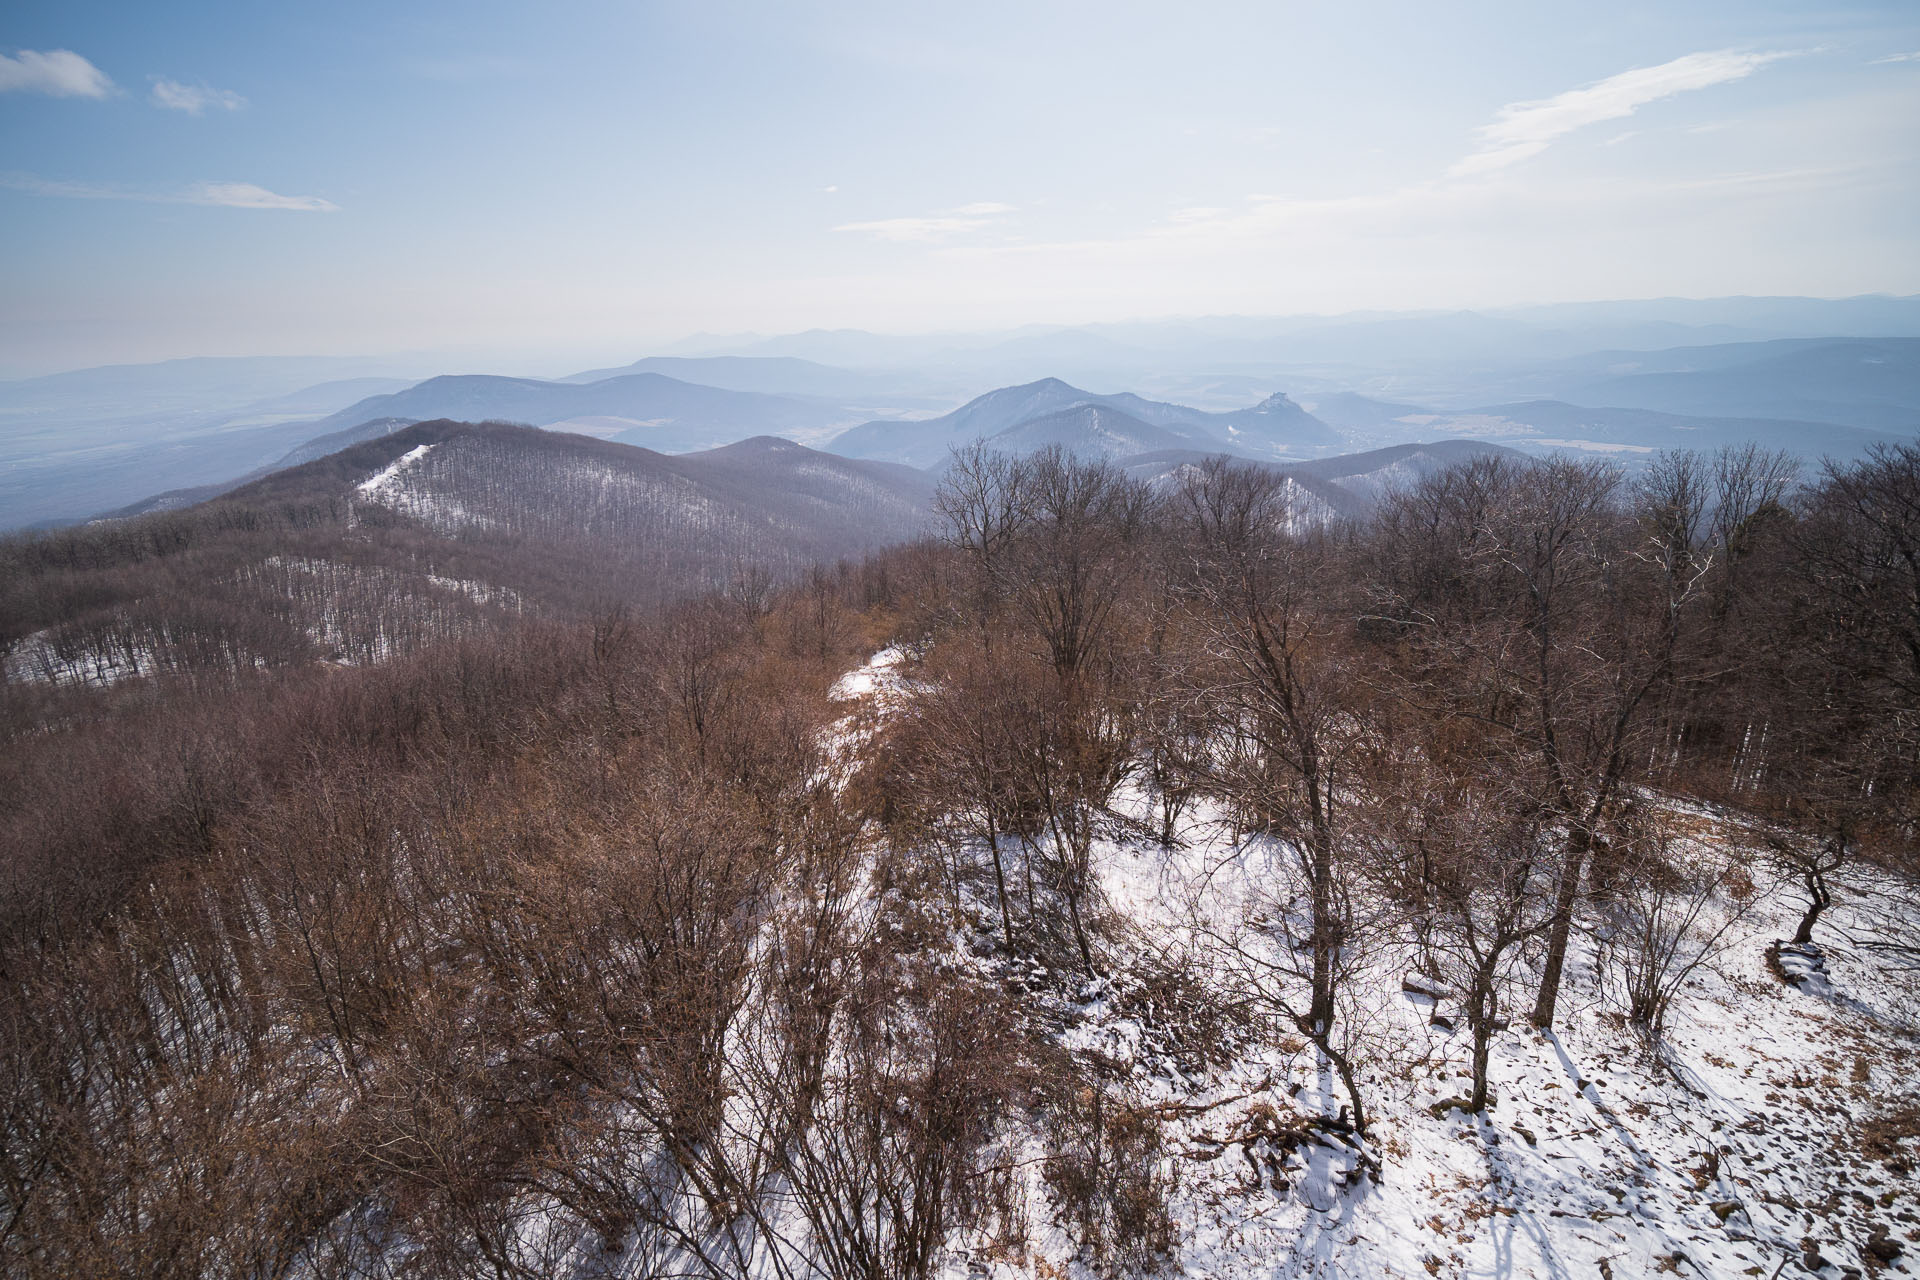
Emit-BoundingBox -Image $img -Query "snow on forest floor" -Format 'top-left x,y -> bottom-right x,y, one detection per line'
827,643 -> 912,706
355,443 -> 436,499
819,649 -> 1920,1280
1061,825 -> 1920,1280
821,643 -> 914,781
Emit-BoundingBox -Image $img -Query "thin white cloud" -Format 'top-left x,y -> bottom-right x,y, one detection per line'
843,54 -> 1792,260
0,48 -> 114,98
836,201 -> 1015,242
835,216 -> 987,242
151,78 -> 246,114
1450,49 -> 1787,177
1870,51 -> 1920,64
193,182 -> 334,211
835,49 -> 1840,308
0,172 -> 337,211
928,155 -> 1875,278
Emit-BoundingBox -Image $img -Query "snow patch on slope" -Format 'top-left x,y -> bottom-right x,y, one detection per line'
356,443 -> 436,499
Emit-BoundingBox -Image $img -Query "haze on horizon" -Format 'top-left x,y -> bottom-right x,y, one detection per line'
3,0 -> 1918,379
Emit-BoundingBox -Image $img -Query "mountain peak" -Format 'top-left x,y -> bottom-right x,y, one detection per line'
710,434 -> 805,455
1008,376 -> 1085,395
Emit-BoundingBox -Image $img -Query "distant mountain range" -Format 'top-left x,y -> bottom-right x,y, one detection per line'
1305,392 -> 1434,434
0,355 -> 419,418
669,296 -> 1920,378
1555,338 -> 1920,432
825,377 -> 1343,468
306,372 -> 861,452
1298,391 -> 1905,461
103,418 -> 423,519
8,306 -> 1920,530
0,380 -> 424,532
554,355 -> 949,408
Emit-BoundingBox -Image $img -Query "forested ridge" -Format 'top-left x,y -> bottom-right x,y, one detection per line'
0,420 -> 932,695
2,436 -> 1917,1278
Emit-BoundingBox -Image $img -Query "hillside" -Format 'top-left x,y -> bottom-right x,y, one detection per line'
1209,392 -> 1347,454
984,403 -> 1199,461
5,428 -> 1534,695
2,438 -> 1917,1280
296,422 -> 934,557
1118,439 -> 1521,525
1,420 -> 935,688
823,647 -> 1920,1280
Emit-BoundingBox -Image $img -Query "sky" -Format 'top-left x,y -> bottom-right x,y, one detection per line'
2,0 -> 1918,377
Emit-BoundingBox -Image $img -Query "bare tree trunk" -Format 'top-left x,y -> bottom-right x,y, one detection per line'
1530,825 -> 1590,1028
1308,821 -> 1336,1039
985,814 -> 1014,951
1792,865 -> 1831,945
1467,963 -> 1499,1112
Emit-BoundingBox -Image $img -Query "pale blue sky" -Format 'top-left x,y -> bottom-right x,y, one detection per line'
2,0 -> 1917,376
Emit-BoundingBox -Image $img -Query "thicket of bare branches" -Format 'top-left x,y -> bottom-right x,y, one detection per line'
2,438 -> 1916,1276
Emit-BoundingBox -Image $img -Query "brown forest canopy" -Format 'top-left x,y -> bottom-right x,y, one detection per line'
0,435 -> 1916,1278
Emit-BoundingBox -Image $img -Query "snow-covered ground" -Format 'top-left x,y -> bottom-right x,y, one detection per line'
827,642 -> 911,706
355,443 -> 437,500
826,649 -> 1920,1280
1058,827 -> 1920,1279
352,442 -> 504,532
